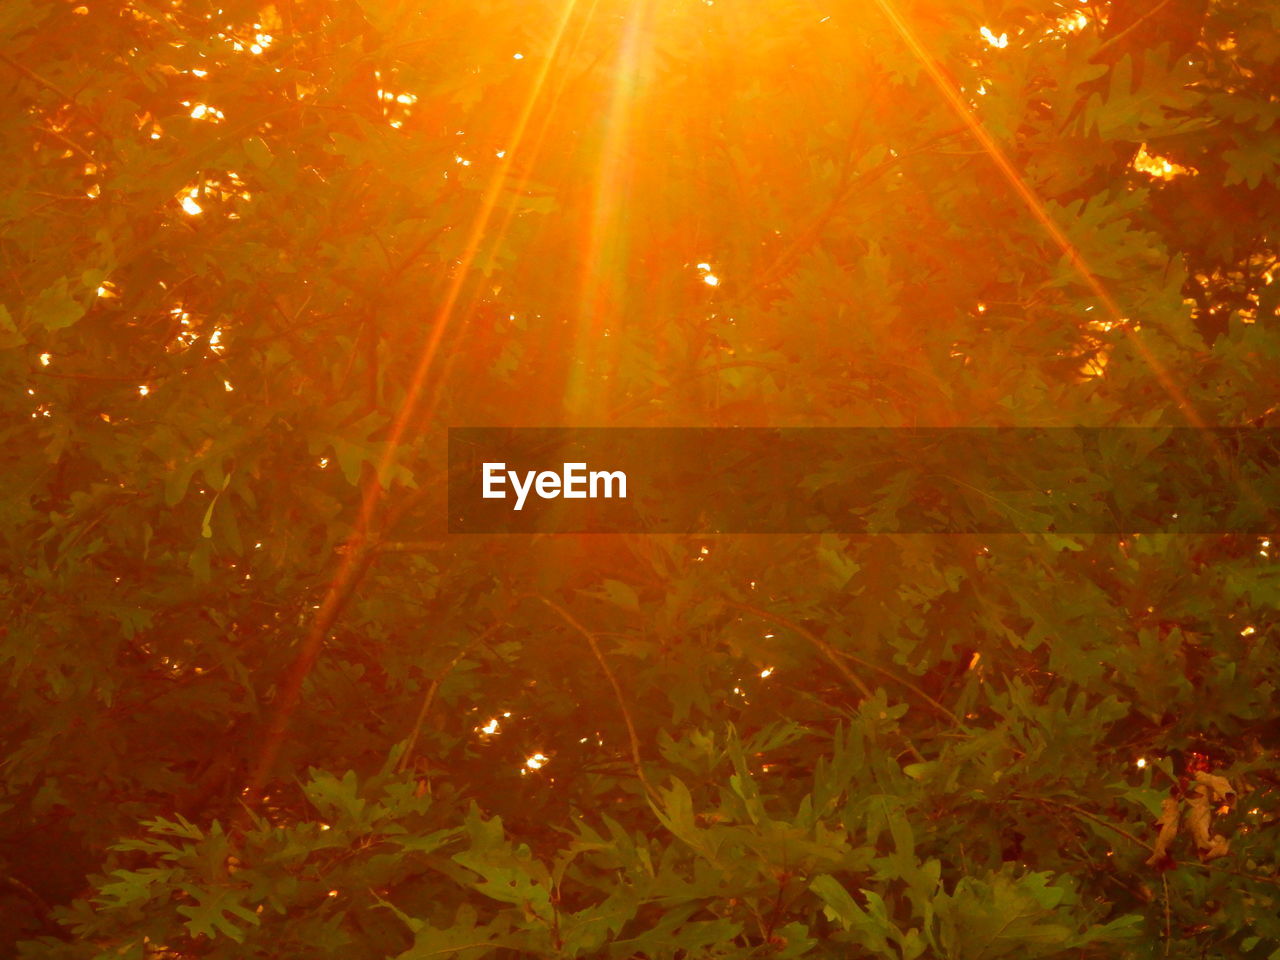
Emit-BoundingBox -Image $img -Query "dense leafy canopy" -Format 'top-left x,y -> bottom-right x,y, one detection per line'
2,0 -> 1279,957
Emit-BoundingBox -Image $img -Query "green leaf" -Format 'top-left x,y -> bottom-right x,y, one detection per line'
600,579 -> 639,611
29,277 -> 86,331
243,135 -> 274,169
176,885 -> 261,942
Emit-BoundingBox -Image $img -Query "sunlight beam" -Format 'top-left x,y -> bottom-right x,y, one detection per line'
870,0 -> 1206,429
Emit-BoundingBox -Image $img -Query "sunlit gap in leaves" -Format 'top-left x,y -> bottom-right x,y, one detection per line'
1133,143 -> 1196,180
978,26 -> 1008,49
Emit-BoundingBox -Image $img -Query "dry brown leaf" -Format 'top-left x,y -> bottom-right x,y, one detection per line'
1185,788 -> 1212,846
1202,834 -> 1230,860
1193,770 -> 1235,802
1184,784 -> 1231,860
1146,796 -> 1180,867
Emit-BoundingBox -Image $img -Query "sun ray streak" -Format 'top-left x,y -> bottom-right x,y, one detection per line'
245,0 -> 584,803
566,2 -> 653,416
421,1 -> 606,423
870,0 -> 1206,429
872,0 -> 1274,530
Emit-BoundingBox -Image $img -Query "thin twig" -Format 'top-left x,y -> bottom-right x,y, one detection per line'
538,596 -> 659,804
729,600 -> 959,726
752,126 -> 966,290
395,624 -> 502,775
1162,873 -> 1171,957
0,52 -> 80,106
728,600 -> 872,700
0,50 -> 111,150
1090,0 -> 1176,61
2,874 -> 66,938
40,126 -> 99,165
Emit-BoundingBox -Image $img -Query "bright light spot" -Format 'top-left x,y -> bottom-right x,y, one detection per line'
191,68 -> 208,77
1136,757 -> 1147,768
1241,625 -> 1256,637
318,457 -> 329,468
86,184 -> 100,198
699,546 -> 710,555
1055,10 -> 1091,33
138,385 -> 149,397
395,93 -> 417,104
759,666 -> 774,678
223,379 -> 234,392
979,26 -> 1009,48
696,262 -> 711,271
181,195 -> 203,216
480,717 -> 500,735
496,150 -> 506,158
39,353 -> 51,366
327,889 -> 338,897
968,651 -> 982,669
1133,144 -> 1194,180
189,103 -> 225,122
703,274 -> 720,287
319,823 -> 331,830
513,52 -> 524,60
208,328 -> 224,353
525,753 -> 548,770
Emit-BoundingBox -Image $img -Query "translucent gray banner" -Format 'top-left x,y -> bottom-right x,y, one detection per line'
447,428 -> 1280,534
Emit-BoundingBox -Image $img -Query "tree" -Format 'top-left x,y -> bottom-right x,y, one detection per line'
1,0 -> 1278,957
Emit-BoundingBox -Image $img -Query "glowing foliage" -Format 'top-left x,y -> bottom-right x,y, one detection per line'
1,0 -> 1280,957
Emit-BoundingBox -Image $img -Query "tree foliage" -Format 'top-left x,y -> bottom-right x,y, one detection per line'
2,0 -> 1279,957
